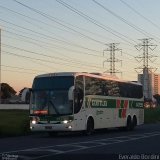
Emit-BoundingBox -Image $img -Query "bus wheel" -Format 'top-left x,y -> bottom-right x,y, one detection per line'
85,117 -> 94,135
126,116 -> 132,131
132,116 -> 137,129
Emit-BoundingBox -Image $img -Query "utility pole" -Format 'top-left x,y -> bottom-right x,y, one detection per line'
0,29 -> 1,104
103,43 -> 122,76
135,38 -> 157,100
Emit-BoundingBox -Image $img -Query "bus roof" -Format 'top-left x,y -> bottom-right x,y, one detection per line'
35,72 -> 142,86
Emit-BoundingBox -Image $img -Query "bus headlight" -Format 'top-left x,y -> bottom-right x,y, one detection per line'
32,120 -> 37,124
31,117 -> 39,124
63,120 -> 68,124
63,119 -> 72,124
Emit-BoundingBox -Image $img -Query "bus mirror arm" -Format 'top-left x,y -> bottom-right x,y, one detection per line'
68,86 -> 75,101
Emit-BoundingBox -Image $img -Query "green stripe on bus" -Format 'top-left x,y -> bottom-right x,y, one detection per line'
120,100 -> 124,108
85,97 -> 143,109
119,109 -> 122,118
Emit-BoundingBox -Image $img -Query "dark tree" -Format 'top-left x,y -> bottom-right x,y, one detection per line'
153,94 -> 160,105
1,83 -> 16,99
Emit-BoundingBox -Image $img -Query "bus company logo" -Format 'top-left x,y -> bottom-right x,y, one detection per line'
116,100 -> 129,118
86,98 -> 108,108
136,102 -> 143,108
91,99 -> 108,107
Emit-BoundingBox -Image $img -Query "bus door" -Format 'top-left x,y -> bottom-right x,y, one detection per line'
73,75 -> 86,131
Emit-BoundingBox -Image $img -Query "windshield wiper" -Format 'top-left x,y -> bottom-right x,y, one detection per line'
49,100 -> 60,115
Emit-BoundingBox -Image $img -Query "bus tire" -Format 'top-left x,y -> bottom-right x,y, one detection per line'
126,116 -> 132,131
132,116 -> 137,129
85,117 -> 94,135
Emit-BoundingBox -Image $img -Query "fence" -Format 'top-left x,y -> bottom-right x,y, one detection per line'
0,104 -> 29,110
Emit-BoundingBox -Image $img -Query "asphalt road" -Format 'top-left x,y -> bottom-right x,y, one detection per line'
1,123 -> 160,160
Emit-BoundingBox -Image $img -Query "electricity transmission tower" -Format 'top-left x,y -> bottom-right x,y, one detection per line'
135,38 -> 157,71
103,43 -> 122,76
135,38 -> 157,99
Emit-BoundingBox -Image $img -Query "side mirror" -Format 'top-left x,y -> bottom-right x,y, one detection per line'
68,86 -> 75,100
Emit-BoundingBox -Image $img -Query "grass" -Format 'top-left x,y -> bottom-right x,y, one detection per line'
144,107 -> 160,124
0,110 -> 30,137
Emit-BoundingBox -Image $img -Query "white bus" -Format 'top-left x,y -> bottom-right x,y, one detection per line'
30,72 -> 144,135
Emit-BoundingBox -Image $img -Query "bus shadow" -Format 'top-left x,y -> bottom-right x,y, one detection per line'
33,127 -> 139,139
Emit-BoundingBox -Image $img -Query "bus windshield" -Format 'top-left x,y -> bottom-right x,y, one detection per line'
30,76 -> 74,115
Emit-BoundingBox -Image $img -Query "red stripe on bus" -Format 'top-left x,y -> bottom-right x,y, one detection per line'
122,109 -> 127,118
116,99 -> 121,108
124,100 -> 128,109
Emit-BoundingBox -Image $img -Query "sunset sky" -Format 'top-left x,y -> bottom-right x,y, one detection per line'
1,0 -> 160,93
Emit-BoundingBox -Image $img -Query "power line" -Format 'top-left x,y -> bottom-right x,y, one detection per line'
2,30 -> 138,71
92,0 -> 160,40
2,43 -> 103,69
13,0 -> 137,46
4,27 -> 137,62
4,29 -> 103,59
119,0 -> 160,31
2,69 -> 36,75
0,4 -> 114,43
4,31 -> 138,68
56,0 -> 138,46
0,18 -> 101,54
1,24 -> 140,74
1,65 -> 46,73
2,50 -> 103,71
0,18 -> 81,47
0,4 -> 76,35
11,0 -> 105,45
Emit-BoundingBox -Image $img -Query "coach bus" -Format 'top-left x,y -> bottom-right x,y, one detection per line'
29,72 -> 144,135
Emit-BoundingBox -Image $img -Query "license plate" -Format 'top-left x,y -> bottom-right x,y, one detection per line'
45,126 -> 52,129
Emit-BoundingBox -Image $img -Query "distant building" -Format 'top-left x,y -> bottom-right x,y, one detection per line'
154,74 -> 160,95
19,88 -> 31,104
138,68 -> 160,100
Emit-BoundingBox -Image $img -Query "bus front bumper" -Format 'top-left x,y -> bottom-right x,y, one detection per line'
30,123 -> 73,132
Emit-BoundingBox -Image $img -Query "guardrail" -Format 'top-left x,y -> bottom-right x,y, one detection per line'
0,104 -> 29,110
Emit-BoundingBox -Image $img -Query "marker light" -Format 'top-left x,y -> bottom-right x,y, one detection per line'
68,126 -> 72,129
33,110 -> 48,115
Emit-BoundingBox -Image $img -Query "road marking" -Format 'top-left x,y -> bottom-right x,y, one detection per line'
1,131 -> 160,160
32,132 -> 160,160
31,148 -> 64,154
1,131 -> 160,154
